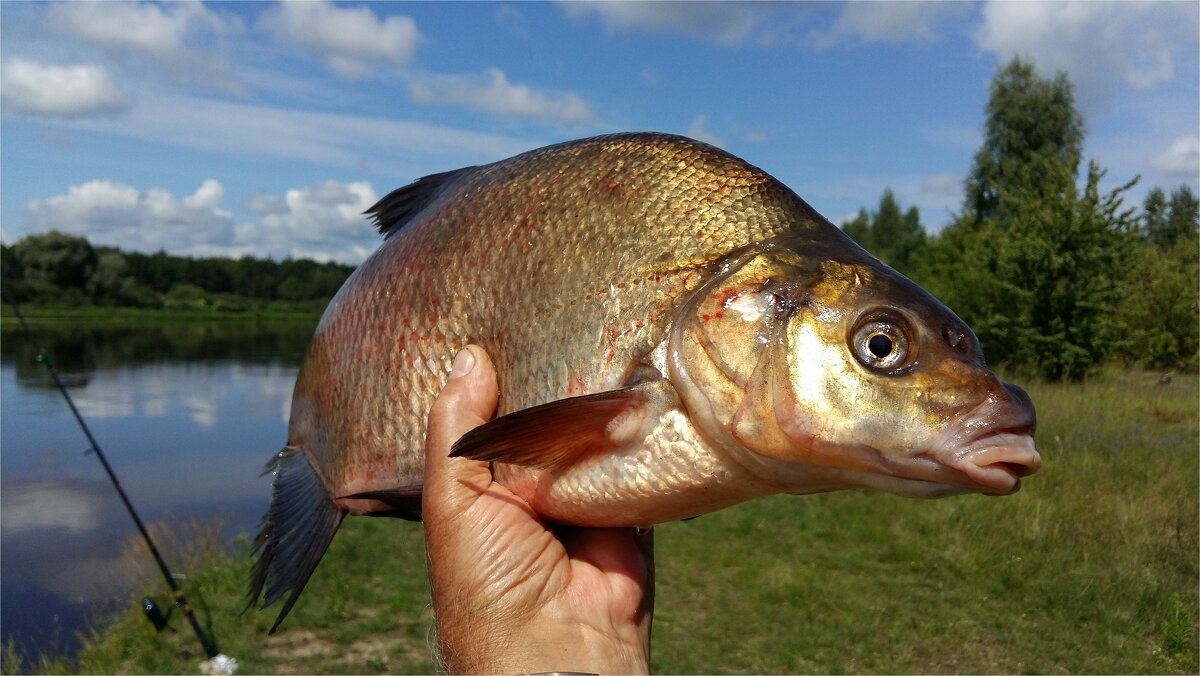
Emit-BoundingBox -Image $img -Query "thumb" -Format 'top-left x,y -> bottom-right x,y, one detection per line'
423,345 -> 499,515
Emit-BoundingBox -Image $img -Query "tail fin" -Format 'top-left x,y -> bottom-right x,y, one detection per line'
248,446 -> 345,633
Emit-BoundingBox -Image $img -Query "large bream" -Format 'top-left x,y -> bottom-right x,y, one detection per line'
250,133 -> 1041,631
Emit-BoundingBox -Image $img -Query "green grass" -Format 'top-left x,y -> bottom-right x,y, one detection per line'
10,368 -> 1197,674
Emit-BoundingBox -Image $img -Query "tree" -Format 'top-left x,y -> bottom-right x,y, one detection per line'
1142,187 -> 1170,247
3,231 -> 357,310
841,189 -> 926,273
1117,238 -> 1199,369
1118,185 -> 1200,368
1164,185 -> 1199,251
1141,185 -> 1199,252
11,231 -> 98,289
842,209 -> 871,248
912,58 -> 1137,379
1,243 -> 25,301
87,249 -> 131,304
964,58 -> 1084,226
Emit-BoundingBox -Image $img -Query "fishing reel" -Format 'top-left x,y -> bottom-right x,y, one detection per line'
141,596 -> 176,633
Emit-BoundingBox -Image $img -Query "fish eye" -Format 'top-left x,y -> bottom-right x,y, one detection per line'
850,313 -> 913,373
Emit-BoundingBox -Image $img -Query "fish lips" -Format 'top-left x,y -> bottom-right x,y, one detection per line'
769,381 -> 1040,498
840,433 -> 1039,498
925,382 -> 1041,495
927,432 -> 1041,495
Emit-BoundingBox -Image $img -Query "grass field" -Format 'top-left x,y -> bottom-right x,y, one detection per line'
8,367 -> 1197,674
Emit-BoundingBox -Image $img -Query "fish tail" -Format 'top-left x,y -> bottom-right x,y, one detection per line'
247,446 -> 345,633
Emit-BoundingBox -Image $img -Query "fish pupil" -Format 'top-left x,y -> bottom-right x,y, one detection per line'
868,333 -> 893,359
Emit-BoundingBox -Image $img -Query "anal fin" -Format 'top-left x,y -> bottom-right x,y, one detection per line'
449,380 -> 679,472
247,446 -> 345,634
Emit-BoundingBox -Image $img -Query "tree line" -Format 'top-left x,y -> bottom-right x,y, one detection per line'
1,234 -> 355,313
843,59 -> 1198,378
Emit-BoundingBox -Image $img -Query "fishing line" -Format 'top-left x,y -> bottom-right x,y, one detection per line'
2,290 -> 236,674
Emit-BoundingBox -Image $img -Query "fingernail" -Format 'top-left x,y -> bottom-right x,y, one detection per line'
449,348 -> 475,379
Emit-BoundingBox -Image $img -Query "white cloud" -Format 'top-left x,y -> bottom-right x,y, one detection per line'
685,115 -> 726,148
975,1 -> 1199,109
185,393 -> 219,429
0,480 -> 107,535
0,59 -> 131,118
807,2 -> 970,49
61,91 -> 541,178
561,1 -> 966,48
74,381 -> 137,419
186,178 -> 225,209
234,363 -> 299,424
23,177 -> 384,264
258,0 -> 421,79
246,194 -> 289,215
43,0 -> 242,92
45,1 -> 231,59
495,4 -> 532,40
559,1 -> 796,45
409,68 -> 593,123
1150,136 -> 1200,177
25,179 -> 238,255
920,172 -> 962,201
236,180 -> 381,263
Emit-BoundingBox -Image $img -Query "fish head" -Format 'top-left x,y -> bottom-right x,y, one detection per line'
669,236 -> 1040,498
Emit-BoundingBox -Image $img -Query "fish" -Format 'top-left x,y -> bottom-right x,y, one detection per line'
248,132 -> 1040,631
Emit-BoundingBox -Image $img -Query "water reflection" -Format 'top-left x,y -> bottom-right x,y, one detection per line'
0,319 -> 316,664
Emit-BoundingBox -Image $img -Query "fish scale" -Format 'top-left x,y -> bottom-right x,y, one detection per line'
250,132 -> 1040,633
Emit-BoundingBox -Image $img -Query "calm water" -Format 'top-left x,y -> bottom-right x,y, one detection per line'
1,319 -> 316,663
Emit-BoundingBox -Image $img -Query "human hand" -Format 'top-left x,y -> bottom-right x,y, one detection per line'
423,345 -> 655,674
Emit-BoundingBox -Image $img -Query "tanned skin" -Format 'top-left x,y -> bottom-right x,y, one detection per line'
423,346 -> 655,674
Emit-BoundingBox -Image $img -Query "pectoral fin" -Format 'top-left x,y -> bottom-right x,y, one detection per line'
449,380 -> 679,472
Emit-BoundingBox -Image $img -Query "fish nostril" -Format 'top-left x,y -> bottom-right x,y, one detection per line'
942,326 -> 968,352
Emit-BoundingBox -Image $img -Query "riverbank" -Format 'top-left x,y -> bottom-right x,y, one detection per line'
8,367 -> 1198,673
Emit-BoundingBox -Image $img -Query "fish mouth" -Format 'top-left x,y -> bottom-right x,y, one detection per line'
855,385 -> 1040,497
751,378 -> 1041,499
931,431 -> 1041,495
840,431 -> 1039,498
768,429 -> 1040,499
923,383 -> 1041,495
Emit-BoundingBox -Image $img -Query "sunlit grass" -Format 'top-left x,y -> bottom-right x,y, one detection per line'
9,368 -> 1196,674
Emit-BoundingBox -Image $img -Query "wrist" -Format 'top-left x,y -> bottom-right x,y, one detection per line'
436,616 -> 649,674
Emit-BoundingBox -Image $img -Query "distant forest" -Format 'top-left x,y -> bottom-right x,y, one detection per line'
1,233 -> 355,313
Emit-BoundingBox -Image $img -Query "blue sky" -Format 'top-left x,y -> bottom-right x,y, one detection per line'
2,1 -> 1197,263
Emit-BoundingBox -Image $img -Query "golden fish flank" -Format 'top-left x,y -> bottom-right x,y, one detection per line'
249,132 -> 1040,632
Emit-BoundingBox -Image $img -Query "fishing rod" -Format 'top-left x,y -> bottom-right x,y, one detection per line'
2,290 -> 236,674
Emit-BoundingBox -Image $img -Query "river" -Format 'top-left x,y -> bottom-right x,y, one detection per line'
0,318 -> 316,665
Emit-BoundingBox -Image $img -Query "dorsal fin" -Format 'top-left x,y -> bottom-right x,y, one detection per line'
365,167 -> 473,238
